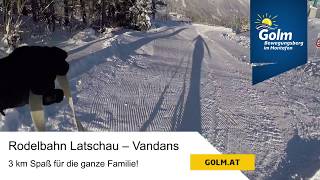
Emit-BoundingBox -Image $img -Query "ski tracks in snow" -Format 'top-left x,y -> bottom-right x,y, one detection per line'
1,22 -> 317,179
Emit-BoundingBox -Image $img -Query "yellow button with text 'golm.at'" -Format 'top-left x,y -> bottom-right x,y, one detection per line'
190,154 -> 255,171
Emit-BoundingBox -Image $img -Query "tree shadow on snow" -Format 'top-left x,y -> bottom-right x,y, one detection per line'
139,85 -> 169,131
68,27 -> 187,79
139,54 -> 186,131
70,27 -> 187,127
126,26 -> 177,38
68,37 -> 111,56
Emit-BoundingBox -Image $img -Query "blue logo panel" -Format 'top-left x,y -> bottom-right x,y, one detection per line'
250,0 -> 308,84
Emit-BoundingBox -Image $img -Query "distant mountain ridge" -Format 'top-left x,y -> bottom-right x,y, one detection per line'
165,0 -> 249,26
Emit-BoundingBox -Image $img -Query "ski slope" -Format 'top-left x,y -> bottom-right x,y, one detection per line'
0,20 -> 320,179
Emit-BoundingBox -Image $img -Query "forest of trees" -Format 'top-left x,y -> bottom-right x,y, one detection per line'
0,0 -> 166,49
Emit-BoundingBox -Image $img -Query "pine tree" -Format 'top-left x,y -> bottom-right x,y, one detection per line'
48,0 -> 56,31
31,0 -> 39,22
0,0 -> 156,46
16,0 -> 23,15
151,0 -> 166,20
64,0 -> 69,26
3,0 -> 10,33
101,0 -> 106,28
79,0 -> 86,25
151,0 -> 156,19
88,0 -> 95,25
130,0 -> 151,31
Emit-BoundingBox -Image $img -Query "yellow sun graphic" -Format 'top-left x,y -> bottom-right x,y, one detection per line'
262,18 -> 273,26
255,13 -> 278,29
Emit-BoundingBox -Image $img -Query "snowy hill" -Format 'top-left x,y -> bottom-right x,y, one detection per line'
165,0 -> 249,25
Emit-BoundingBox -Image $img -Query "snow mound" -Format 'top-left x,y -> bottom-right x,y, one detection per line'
303,61 -> 320,77
310,169 -> 320,180
103,35 -> 118,48
221,32 -> 250,48
71,28 -> 98,44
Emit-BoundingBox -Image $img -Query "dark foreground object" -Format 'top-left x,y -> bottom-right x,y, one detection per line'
0,46 -> 69,115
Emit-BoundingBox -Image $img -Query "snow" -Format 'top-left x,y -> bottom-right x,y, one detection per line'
311,169 -> 320,180
69,28 -> 98,45
165,0 -> 249,24
0,18 -> 319,179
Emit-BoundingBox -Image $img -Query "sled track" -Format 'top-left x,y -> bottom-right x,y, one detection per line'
73,30 -> 194,132
76,58 -> 191,131
76,31 -> 199,130
65,26 -> 291,179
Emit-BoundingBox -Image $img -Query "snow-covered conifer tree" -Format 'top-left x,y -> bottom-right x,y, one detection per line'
129,0 -> 151,31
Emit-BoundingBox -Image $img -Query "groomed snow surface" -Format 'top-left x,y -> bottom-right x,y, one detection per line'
0,19 -> 320,179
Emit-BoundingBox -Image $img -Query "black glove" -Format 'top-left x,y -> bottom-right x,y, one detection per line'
0,46 -> 69,115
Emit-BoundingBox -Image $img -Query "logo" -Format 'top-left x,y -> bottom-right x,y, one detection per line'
255,13 -> 278,31
254,14 -> 303,52
250,0 -> 308,85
